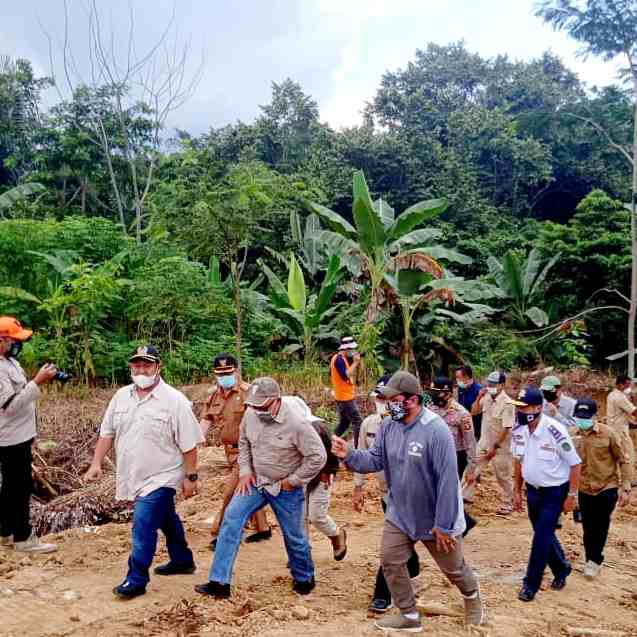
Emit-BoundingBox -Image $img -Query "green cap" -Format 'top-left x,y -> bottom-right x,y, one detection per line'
540,375 -> 561,391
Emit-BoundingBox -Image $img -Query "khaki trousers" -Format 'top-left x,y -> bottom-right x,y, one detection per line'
381,520 -> 478,615
463,438 -> 513,508
211,445 -> 269,536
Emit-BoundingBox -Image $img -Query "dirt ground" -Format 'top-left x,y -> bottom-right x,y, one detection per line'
1,443 -> 636,637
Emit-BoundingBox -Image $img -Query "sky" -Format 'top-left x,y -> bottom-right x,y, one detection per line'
1,0 -> 624,134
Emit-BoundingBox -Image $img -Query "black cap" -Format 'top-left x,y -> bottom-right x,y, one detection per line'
213,353 -> 238,374
431,376 -> 453,392
573,398 -> 598,418
370,374 -> 392,397
511,386 -> 544,407
129,345 -> 161,363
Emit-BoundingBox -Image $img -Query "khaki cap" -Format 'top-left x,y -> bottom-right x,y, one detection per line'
378,371 -> 422,398
245,377 -> 281,407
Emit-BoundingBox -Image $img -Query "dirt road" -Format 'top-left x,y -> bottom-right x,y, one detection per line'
1,449 -> 635,637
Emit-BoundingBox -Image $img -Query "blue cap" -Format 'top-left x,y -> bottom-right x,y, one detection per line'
511,386 -> 544,407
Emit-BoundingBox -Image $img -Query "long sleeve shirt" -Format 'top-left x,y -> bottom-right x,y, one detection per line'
239,396 -> 327,495
345,407 -> 465,541
0,357 -> 40,447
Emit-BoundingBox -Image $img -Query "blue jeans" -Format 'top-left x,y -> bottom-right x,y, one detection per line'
126,487 -> 194,588
524,482 -> 570,593
209,485 -> 314,585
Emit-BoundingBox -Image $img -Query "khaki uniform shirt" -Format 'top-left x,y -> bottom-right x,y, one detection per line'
100,379 -> 205,501
201,381 -> 250,445
572,423 -> 632,495
481,390 -> 515,449
239,396 -> 327,495
606,388 -> 635,435
430,399 -> 477,469
354,413 -> 388,494
0,357 -> 39,447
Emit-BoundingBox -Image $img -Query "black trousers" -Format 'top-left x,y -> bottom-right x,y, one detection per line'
456,450 -> 477,537
334,399 -> 362,448
578,488 -> 618,565
373,500 -> 420,602
0,438 -> 33,542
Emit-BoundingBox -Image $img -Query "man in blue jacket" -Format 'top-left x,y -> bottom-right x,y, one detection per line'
332,371 -> 484,633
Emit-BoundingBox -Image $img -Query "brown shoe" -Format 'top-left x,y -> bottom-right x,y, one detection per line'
330,528 -> 347,561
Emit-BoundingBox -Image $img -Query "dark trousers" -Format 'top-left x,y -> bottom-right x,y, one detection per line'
524,482 -> 570,593
456,450 -> 477,537
126,487 -> 194,588
372,500 -> 420,602
579,488 -> 618,565
472,414 -> 483,442
334,399 -> 362,448
0,438 -> 33,542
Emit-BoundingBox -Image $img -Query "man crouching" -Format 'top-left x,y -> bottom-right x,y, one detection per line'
84,345 -> 204,599
195,377 -> 326,599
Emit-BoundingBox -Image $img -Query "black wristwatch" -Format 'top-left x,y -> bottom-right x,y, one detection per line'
186,473 -> 199,482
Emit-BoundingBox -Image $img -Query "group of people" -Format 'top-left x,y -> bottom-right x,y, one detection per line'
0,320 -> 635,634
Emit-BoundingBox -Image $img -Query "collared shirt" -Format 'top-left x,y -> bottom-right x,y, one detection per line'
513,415 -> 581,488
354,413 -> 387,494
458,382 -> 481,412
201,381 -> 250,444
429,399 -> 476,468
99,379 -> 204,501
238,396 -> 327,495
606,388 -> 635,434
345,408 -> 465,541
0,357 -> 40,447
571,423 -> 632,495
542,394 -> 576,427
482,390 -> 514,446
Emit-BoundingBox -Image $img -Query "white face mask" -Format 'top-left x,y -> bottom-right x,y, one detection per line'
487,386 -> 499,396
132,374 -> 157,389
375,400 -> 387,415
624,387 -> 633,395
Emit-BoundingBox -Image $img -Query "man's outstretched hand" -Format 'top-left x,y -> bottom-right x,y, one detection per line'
331,435 -> 349,459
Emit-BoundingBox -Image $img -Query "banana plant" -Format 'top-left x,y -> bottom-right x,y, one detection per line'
0,183 -> 45,219
260,253 -> 344,362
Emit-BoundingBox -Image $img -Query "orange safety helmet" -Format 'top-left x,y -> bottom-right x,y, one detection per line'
0,316 -> 33,341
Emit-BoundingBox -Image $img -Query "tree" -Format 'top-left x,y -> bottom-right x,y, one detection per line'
537,0 -> 637,376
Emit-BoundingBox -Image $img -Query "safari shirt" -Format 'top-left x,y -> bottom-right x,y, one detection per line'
606,388 -> 635,434
354,413 -> 388,494
430,399 -> 477,466
99,379 -> 204,501
0,357 -> 39,447
239,395 -> 327,495
201,381 -> 250,445
481,390 -> 515,447
571,423 -> 632,495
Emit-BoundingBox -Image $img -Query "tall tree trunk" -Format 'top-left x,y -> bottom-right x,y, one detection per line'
231,261 -> 242,373
629,97 -> 637,378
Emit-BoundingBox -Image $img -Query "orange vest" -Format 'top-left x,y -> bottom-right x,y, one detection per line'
330,353 -> 355,401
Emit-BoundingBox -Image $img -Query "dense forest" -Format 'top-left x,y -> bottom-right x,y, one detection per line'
1,8 -> 636,384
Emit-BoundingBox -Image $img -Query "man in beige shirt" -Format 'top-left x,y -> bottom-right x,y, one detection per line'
196,377 -> 326,600
85,345 -> 204,600
464,371 -> 515,514
607,374 -> 637,471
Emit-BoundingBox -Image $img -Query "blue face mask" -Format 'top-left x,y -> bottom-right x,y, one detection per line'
575,417 -> 594,431
457,381 -> 466,390
218,375 -> 236,390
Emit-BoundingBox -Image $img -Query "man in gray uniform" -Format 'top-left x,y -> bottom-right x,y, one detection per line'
332,371 -> 484,633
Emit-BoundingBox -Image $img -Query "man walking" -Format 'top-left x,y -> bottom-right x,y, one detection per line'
570,398 -> 632,579
85,345 -> 204,599
541,375 -> 576,427
195,378 -> 326,599
331,336 -> 363,447
333,371 -> 484,633
200,353 -> 270,550
0,316 -> 58,553
607,375 -> 637,472
464,371 -> 515,514
455,365 -> 483,441
511,386 -> 581,602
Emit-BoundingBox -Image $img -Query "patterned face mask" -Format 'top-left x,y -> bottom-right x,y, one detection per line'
388,401 -> 408,421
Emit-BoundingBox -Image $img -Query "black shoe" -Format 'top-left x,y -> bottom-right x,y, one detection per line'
551,565 -> 572,591
194,581 -> 231,598
113,581 -> 146,600
518,587 -> 535,602
369,598 -> 393,613
293,577 -> 316,595
209,538 -> 218,551
154,562 -> 196,576
245,529 -> 273,544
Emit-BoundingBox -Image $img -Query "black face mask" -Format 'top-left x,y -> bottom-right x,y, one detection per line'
8,341 -> 23,358
432,393 -> 448,407
542,390 -> 558,403
516,411 -> 539,427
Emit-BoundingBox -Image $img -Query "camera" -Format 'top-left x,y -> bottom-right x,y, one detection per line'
54,369 -> 73,383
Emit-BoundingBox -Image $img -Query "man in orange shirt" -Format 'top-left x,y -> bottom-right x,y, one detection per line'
331,336 -> 362,447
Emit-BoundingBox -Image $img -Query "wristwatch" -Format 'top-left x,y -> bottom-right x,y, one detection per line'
186,473 -> 199,482
567,491 -> 577,497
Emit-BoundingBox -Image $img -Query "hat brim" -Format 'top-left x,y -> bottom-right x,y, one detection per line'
214,367 -> 236,374
540,384 -> 559,391
378,386 -> 400,398
11,328 -> 33,341
246,397 -> 274,407
510,398 -> 542,407
129,355 -> 161,364
338,342 -> 358,350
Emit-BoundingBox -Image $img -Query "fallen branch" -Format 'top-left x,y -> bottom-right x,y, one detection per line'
31,463 -> 58,498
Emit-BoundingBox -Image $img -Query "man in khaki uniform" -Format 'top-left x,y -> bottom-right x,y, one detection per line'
606,374 -> 637,471
200,354 -> 270,550
464,371 -> 515,514
570,398 -> 632,579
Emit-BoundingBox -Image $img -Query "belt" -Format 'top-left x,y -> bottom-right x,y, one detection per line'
526,481 -> 568,491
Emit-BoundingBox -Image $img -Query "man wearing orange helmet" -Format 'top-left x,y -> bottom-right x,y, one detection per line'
0,316 -> 58,553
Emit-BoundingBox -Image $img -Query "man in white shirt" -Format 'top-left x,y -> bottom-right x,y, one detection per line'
84,345 -> 204,599
511,386 -> 581,603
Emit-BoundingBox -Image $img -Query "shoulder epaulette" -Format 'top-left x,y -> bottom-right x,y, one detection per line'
547,424 -> 566,443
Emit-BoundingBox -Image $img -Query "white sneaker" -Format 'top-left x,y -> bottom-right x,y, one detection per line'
0,535 -> 13,548
14,532 -> 57,554
583,561 -> 601,579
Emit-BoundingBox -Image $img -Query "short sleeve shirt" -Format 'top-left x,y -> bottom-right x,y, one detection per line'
516,415 -> 581,488
99,379 -> 205,501
354,413 -> 387,494
482,390 -> 515,445
202,382 -> 250,444
606,388 -> 635,434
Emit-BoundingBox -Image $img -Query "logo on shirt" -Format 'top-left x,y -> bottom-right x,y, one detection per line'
408,441 -> 423,458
